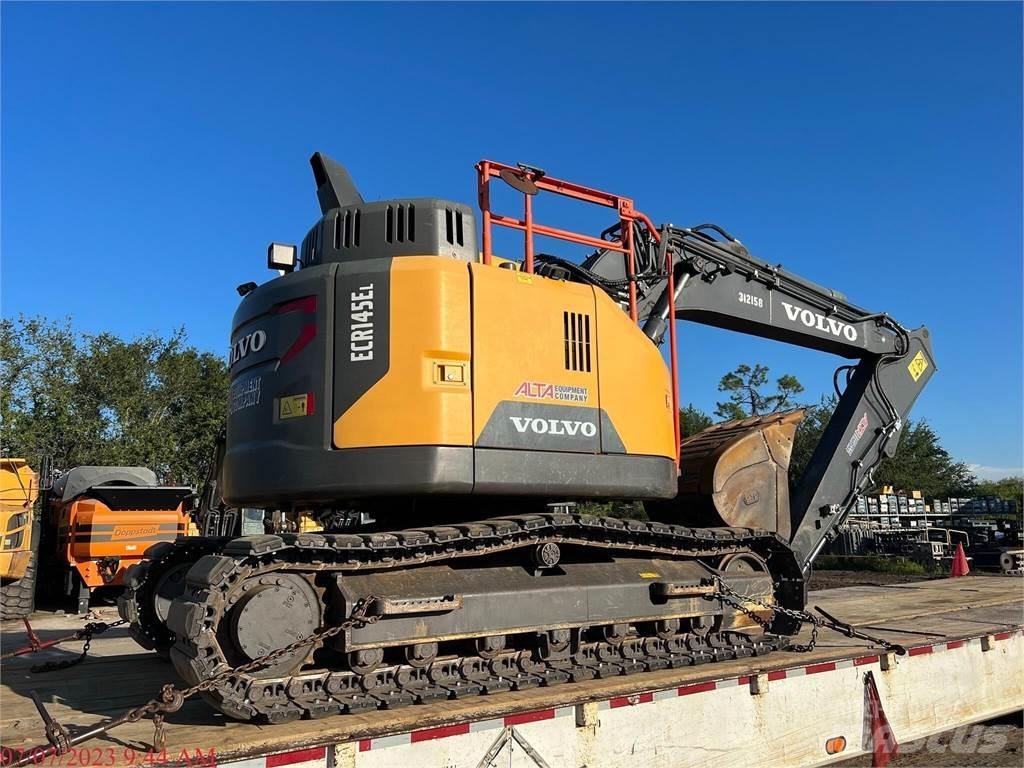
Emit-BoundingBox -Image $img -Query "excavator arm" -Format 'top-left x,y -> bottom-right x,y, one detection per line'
583,223 -> 936,572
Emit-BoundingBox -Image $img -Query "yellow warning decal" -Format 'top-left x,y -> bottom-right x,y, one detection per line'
638,572 -> 660,579
279,394 -> 310,420
516,272 -> 533,284
907,350 -> 929,382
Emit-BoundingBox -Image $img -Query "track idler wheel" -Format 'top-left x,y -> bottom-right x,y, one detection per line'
719,552 -> 771,577
121,541 -> 206,658
715,552 -> 775,632
152,562 -> 192,629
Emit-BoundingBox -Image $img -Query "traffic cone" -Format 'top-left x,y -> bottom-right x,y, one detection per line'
865,671 -> 899,767
950,542 -> 970,578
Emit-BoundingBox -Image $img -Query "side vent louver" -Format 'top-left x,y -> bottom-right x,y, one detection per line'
332,209 -> 362,250
563,311 -> 592,372
444,208 -> 465,246
385,204 -> 416,244
303,225 -> 321,265
301,230 -> 315,265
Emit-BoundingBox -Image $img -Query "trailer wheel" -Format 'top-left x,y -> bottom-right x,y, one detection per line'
0,546 -> 38,620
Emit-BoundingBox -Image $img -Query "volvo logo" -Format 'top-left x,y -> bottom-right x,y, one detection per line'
780,302 -> 857,342
230,329 -> 267,366
509,416 -> 597,437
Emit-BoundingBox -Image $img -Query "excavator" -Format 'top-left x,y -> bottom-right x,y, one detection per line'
119,155 -> 935,723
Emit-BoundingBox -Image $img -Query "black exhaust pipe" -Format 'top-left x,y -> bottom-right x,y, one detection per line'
310,152 -> 363,213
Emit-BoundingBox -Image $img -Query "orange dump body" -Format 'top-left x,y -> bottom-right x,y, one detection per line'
56,494 -> 188,588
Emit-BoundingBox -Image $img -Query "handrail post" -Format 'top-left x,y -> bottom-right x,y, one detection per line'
524,190 -> 534,274
478,161 -> 492,265
666,248 -> 680,468
622,215 -> 638,322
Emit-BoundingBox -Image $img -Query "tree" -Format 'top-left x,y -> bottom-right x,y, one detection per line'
679,404 -> 713,438
875,421 -> 975,498
974,477 -> 1024,510
787,395 -> 974,498
789,395 -> 837,487
715,364 -> 804,420
1,315 -> 229,487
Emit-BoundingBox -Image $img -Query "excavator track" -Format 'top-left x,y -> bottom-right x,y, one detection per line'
120,537 -> 228,656
147,512 -> 803,723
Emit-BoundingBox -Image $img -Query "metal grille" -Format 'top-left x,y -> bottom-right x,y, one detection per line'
386,204 -> 415,244
333,209 -> 362,249
444,207 -> 464,246
563,311 -> 591,372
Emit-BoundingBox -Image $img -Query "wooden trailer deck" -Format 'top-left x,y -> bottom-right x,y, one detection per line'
1,576 -> 1022,767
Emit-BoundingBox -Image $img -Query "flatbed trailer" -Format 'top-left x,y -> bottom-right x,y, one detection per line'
2,576 -> 1021,768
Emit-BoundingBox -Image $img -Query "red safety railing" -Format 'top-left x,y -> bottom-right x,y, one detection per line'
475,160 -> 680,466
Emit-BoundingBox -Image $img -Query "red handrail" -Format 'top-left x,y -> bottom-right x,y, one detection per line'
477,160 -> 658,323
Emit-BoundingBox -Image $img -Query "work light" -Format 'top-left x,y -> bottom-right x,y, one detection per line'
268,242 -> 297,272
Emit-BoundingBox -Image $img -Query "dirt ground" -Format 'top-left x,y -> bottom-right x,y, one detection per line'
808,568 -> 936,591
837,712 -> 1023,767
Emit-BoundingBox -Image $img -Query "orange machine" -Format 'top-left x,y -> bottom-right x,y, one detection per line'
44,466 -> 191,613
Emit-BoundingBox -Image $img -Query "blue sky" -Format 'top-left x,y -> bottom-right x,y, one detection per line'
2,2 -> 1021,478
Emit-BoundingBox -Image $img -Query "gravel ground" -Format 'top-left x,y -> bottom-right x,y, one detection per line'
808,568 -> 1006,591
807,569 -> 936,591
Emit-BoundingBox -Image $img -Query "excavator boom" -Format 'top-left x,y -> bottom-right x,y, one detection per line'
583,219 -> 936,570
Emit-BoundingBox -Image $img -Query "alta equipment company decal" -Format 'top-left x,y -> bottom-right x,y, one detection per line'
514,381 -> 588,403
229,375 -> 262,415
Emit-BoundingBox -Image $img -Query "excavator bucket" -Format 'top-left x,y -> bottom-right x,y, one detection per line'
671,409 -> 805,539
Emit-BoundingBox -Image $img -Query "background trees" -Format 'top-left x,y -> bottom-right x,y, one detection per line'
679,404 -> 713,438
715,364 -> 804,420
788,396 -> 975,498
974,476 -> 1024,510
1,315 -> 228,487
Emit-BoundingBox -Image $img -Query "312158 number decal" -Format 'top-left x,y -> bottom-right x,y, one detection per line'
737,291 -> 764,309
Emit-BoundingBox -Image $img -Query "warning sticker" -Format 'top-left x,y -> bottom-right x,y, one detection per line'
907,350 -> 929,382
279,393 -> 312,420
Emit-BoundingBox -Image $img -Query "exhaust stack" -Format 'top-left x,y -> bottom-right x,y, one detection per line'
310,152 -> 363,213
